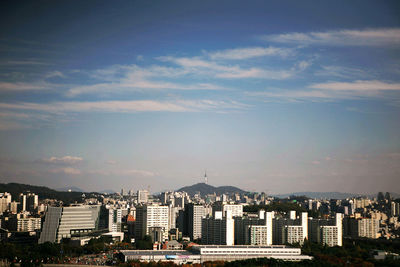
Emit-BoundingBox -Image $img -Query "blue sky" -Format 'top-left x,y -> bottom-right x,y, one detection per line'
0,0 -> 399,194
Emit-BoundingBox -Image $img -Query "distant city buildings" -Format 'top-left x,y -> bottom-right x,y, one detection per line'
1,184 -> 399,261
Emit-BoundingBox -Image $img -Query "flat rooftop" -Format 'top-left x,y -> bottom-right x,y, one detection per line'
193,245 -> 289,249
121,250 -> 193,256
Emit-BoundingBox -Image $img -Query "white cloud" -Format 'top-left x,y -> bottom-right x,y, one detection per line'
262,28 -> 400,46
45,71 -> 65,79
66,64 -> 225,96
314,66 -> 367,79
159,56 -> 296,79
42,156 -> 83,165
310,80 -> 400,91
208,46 -> 293,60
247,80 -> 400,102
0,99 -> 247,114
88,169 -> 157,177
49,167 -> 81,175
246,90 -> 334,100
0,82 -> 50,91
66,81 -> 224,97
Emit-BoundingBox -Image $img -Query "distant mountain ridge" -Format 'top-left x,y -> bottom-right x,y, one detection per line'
56,186 -> 84,192
177,182 -> 246,196
0,182 -> 97,204
274,191 -> 400,199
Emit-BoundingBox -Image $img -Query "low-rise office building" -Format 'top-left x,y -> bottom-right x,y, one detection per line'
120,245 -> 313,264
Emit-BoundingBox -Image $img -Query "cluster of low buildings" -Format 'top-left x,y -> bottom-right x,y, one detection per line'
0,188 -> 399,263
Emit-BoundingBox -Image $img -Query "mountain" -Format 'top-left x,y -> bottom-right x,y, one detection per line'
273,191 -> 400,199
0,182 -> 98,204
177,183 -> 246,196
56,186 -> 84,192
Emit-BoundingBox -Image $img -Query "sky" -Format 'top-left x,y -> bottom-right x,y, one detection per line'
0,0 -> 399,194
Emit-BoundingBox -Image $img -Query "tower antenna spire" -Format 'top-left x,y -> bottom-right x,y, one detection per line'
204,170 -> 208,184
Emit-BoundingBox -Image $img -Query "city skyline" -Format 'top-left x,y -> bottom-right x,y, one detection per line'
0,1 -> 400,194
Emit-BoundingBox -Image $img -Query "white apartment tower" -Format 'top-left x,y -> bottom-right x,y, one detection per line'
135,205 -> 169,241
108,208 -> 123,232
248,211 -> 273,246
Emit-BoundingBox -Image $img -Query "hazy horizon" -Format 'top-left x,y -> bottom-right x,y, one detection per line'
1,1 -> 399,195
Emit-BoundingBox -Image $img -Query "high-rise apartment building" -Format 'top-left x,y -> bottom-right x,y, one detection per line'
273,211 -> 308,245
213,202 -> 243,218
358,218 -> 379,239
135,205 -> 169,241
108,208 -> 123,232
185,203 -> 205,241
309,213 -> 342,246
19,194 -> 26,212
26,193 -> 38,213
202,211 -> 234,245
0,192 -> 12,213
9,216 -> 41,232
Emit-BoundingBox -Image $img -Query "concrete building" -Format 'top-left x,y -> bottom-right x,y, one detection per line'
391,202 -> 399,217
213,202 -> 243,218
192,245 -> 313,262
39,205 -> 102,243
135,204 -> 169,241
26,193 -> 38,213
309,213 -> 342,246
108,208 -> 123,232
120,245 -> 312,264
18,194 -> 26,212
358,218 -> 379,239
14,217 -> 41,232
185,203 -> 205,241
273,211 -> 308,245
202,211 -> 234,245
137,190 -> 149,204
9,201 -> 18,214
0,193 -> 12,213
238,210 -> 273,246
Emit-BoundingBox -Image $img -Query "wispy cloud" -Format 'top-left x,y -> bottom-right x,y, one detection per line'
0,82 -> 51,91
246,80 -> 400,102
44,71 -> 65,79
66,64 -> 225,96
66,81 -> 224,97
88,169 -> 157,177
310,80 -> 400,92
49,167 -> 81,175
262,28 -> 400,46
159,56 -> 298,79
41,156 -> 83,165
207,46 -> 293,60
314,66 -> 368,79
0,99 -> 247,114
246,90 -> 335,102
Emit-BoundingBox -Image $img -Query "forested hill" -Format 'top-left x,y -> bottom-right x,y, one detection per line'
177,182 -> 246,196
0,182 -> 98,204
